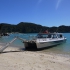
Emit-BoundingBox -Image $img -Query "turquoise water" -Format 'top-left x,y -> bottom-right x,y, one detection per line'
0,33 -> 70,54
0,33 -> 37,48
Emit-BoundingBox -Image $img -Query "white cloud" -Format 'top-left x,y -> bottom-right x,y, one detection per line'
56,0 -> 62,10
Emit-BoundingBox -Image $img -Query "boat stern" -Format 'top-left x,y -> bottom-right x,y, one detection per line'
23,41 -> 37,50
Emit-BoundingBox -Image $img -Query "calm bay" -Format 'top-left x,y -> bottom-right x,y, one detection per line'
0,33 -> 70,55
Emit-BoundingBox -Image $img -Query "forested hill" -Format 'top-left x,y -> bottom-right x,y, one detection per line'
0,22 -> 70,33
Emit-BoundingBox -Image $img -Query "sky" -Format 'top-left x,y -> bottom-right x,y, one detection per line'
0,0 -> 70,27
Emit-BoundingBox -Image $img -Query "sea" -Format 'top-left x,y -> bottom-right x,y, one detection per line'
0,33 -> 70,56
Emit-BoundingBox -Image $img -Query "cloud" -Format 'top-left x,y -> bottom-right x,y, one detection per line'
56,0 -> 62,10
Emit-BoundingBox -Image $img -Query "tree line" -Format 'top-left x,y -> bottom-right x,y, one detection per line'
0,22 -> 70,33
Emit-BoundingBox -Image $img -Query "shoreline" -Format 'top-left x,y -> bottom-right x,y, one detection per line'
0,46 -> 70,70
38,50 -> 70,58
0,44 -> 70,57
0,43 -> 70,57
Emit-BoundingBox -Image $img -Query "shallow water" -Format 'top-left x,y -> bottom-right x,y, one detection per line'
0,33 -> 70,55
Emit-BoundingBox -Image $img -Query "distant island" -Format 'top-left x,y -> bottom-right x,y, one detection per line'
0,22 -> 70,33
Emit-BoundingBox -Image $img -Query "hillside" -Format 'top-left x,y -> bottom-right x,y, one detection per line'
0,22 -> 70,33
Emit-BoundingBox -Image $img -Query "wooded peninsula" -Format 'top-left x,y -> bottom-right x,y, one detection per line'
0,22 -> 70,33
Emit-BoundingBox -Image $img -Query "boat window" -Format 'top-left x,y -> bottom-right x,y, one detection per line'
37,34 -> 48,38
47,34 -> 52,38
52,34 -> 57,38
58,34 -> 63,38
60,34 -> 63,38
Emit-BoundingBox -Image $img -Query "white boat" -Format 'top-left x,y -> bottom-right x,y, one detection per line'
23,33 -> 67,50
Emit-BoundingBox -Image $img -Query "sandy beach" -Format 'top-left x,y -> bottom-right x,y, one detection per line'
0,46 -> 70,70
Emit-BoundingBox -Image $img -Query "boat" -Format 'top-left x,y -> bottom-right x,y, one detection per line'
23,33 -> 67,50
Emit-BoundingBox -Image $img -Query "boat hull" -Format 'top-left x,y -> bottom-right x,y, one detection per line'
36,39 -> 66,49
24,38 -> 66,50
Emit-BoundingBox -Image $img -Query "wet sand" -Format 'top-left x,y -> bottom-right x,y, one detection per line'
0,46 -> 70,70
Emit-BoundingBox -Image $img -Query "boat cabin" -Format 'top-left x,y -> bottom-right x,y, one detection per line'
37,33 -> 64,39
